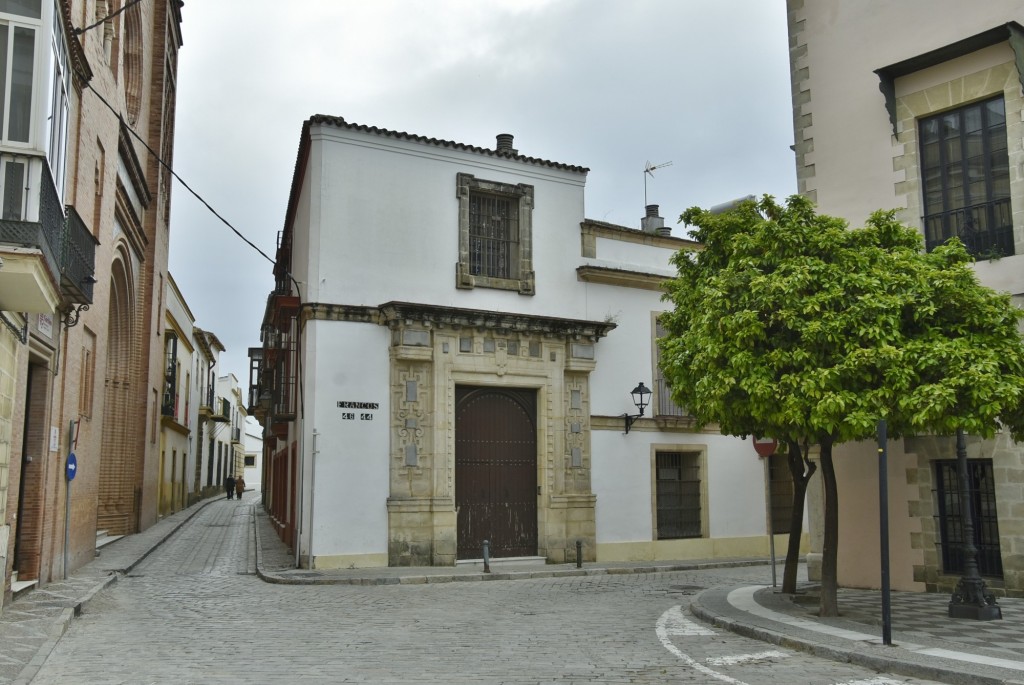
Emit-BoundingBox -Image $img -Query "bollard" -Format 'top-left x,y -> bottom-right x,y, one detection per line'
483,539 -> 490,573
576,540 -> 582,568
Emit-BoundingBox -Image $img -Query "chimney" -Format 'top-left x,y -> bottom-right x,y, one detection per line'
641,204 -> 670,236
496,133 -> 517,155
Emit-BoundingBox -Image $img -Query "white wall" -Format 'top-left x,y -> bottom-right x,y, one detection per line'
305,128 -> 588,316
303,320 -> 391,559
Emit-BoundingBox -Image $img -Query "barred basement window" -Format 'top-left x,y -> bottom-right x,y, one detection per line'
656,451 -> 702,539
933,458 -> 1002,578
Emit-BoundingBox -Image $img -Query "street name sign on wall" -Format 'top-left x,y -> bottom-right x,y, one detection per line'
336,400 -> 379,422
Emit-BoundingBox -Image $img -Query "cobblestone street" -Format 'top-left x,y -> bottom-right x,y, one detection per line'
25,496 -> 941,684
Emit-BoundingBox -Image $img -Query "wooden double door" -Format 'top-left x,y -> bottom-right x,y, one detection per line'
455,387 -> 537,560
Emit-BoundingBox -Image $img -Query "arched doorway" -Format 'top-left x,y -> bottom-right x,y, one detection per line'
455,387 -> 537,559
98,251 -> 138,534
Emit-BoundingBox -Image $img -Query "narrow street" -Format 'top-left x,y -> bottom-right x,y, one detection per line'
18,494 -> 942,685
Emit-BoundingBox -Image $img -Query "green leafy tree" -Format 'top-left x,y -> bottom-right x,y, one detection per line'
659,195 -> 1024,616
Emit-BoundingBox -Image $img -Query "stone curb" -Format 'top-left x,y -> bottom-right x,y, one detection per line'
255,551 -> 771,587
10,497 -> 219,685
689,589 -> 1024,685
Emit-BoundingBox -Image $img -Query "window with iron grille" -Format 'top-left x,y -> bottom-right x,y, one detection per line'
456,173 -> 534,294
654,318 -> 687,417
768,452 -> 793,534
469,191 -> 518,280
933,458 -> 1002,578
919,96 -> 1013,258
655,451 -> 702,539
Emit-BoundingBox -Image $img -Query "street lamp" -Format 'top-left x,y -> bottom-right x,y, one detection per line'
623,382 -> 652,434
948,428 -> 1002,620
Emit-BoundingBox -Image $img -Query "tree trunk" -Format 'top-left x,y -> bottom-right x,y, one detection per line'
819,438 -> 839,617
782,439 -> 816,594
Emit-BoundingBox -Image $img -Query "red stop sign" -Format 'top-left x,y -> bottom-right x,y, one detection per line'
752,436 -> 777,458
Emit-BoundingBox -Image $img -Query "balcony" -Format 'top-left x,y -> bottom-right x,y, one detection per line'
231,427 -> 242,444
924,198 -> 1015,258
61,205 -> 98,304
0,157 -> 96,313
210,397 -> 230,423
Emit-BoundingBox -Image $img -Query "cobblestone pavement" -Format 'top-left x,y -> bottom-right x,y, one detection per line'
23,494 -> 942,685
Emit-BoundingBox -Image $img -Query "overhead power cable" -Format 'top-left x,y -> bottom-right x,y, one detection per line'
73,0 -> 146,36
83,82 -> 275,267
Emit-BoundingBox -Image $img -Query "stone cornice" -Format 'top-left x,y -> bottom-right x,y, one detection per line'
300,302 -> 619,341
591,415 -> 717,434
576,265 -> 669,291
300,303 -> 378,325
581,219 -> 701,251
377,301 -> 617,340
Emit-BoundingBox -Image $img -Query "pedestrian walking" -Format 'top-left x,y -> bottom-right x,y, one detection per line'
225,474 -> 235,500
235,475 -> 246,499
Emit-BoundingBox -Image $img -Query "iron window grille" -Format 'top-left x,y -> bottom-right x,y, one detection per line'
933,458 -> 1002,578
468,191 -> 518,280
655,451 -> 702,539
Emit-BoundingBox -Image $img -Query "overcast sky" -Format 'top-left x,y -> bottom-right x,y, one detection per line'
167,0 -> 796,384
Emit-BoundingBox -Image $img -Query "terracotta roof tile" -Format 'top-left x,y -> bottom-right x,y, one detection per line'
307,114 -> 589,173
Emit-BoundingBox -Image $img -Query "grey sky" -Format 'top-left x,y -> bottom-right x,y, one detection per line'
167,0 -> 796,384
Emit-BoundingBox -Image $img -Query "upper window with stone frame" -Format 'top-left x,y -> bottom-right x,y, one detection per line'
875,22 -> 1023,262
455,172 -> 535,295
920,96 -> 1013,259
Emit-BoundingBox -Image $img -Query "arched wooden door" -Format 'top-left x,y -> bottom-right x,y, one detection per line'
455,387 -> 537,559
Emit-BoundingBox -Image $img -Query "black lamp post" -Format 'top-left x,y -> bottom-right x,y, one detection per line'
948,427 -> 1002,620
623,382 -> 652,434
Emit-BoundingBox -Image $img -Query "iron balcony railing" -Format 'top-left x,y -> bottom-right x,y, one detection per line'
0,156 -> 96,305
924,198 -> 1015,258
210,397 -> 230,422
655,378 -> 689,418
61,204 -> 97,304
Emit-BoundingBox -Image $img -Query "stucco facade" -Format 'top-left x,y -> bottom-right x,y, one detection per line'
788,1 -> 1024,595
252,118 -> 804,569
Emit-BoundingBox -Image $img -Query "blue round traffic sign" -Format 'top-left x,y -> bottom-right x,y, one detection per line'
66,452 -> 78,481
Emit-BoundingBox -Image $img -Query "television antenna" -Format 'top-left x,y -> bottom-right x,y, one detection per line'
644,160 -> 673,206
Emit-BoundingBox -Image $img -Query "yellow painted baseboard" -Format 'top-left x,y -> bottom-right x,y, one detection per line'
596,533 -> 808,563
312,552 -> 389,570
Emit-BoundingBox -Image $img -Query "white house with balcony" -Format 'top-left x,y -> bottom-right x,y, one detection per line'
250,117 -> 800,569
159,274 -> 198,516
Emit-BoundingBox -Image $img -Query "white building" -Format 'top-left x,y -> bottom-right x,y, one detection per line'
216,373 -> 246,485
243,416 -> 263,490
159,274 -> 199,516
251,117 -> 800,568
192,328 -> 226,501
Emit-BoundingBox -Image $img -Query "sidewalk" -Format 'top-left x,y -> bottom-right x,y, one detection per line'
0,493 -> 225,685
691,583 -> 1024,685
5,495 -> 1024,685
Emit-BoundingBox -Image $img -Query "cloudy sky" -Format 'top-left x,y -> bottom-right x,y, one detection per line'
167,0 -> 796,382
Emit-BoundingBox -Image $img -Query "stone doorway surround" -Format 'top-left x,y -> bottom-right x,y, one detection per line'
301,301 -> 615,567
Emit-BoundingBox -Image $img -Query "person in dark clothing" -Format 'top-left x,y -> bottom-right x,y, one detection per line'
225,475 -> 236,500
